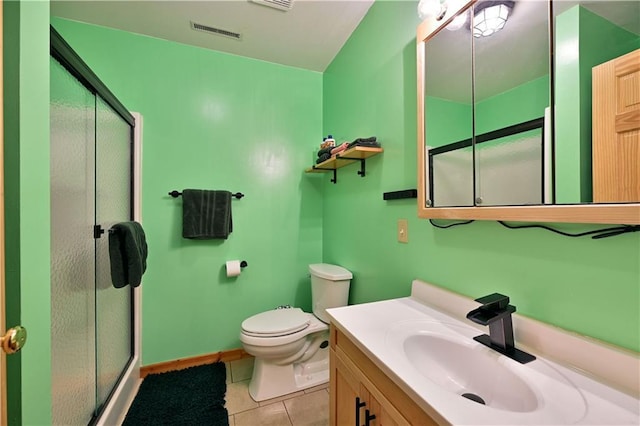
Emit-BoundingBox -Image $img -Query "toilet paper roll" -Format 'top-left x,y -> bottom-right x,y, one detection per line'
226,260 -> 242,277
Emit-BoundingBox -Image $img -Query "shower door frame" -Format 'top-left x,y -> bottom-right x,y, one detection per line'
50,27 -> 142,425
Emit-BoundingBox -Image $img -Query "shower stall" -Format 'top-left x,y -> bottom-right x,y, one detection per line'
49,27 -> 139,424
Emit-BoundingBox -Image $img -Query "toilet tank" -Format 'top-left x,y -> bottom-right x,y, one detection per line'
309,263 -> 352,324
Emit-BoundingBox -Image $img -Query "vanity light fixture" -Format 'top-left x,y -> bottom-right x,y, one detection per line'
418,0 -> 514,37
473,0 -> 514,37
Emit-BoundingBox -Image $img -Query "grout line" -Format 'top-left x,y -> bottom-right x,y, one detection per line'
282,398 -> 294,426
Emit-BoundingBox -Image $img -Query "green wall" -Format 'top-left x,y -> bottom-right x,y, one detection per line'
51,18 -> 324,365
323,0 -> 639,352
425,96 -> 471,148
555,6 -> 640,203
426,75 -> 549,148
475,75 -> 548,134
4,1 -> 52,424
1,2 -> 634,423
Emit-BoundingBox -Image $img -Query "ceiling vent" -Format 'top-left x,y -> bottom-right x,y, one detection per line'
250,0 -> 294,12
190,21 -> 242,41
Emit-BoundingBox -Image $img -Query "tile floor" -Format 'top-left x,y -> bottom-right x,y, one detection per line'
225,357 -> 330,426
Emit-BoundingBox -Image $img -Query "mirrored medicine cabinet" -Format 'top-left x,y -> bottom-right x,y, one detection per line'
417,0 -> 640,224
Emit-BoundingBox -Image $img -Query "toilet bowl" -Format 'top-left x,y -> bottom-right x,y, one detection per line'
239,263 -> 352,401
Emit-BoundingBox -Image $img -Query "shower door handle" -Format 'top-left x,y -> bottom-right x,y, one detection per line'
1,326 -> 27,354
93,224 -> 105,239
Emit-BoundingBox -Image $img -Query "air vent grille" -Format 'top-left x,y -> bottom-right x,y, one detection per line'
190,21 -> 242,40
250,0 -> 293,12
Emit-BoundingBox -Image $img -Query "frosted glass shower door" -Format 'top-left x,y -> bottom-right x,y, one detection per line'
50,57 -> 97,426
474,129 -> 544,206
95,96 -> 132,408
431,146 -> 475,207
50,56 -> 133,424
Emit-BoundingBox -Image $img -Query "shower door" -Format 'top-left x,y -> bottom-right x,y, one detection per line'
50,55 -> 97,425
95,96 -> 133,410
50,48 -> 133,424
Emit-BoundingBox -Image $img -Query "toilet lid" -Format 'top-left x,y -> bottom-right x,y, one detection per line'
241,308 -> 310,337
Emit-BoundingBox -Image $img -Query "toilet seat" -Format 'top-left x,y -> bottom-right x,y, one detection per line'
241,308 -> 310,337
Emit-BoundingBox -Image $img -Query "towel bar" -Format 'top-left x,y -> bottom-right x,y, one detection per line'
169,190 -> 244,199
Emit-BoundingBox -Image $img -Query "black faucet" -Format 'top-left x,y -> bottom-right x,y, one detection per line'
466,293 -> 536,364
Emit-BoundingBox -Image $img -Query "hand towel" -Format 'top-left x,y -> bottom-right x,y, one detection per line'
347,136 -> 380,149
108,221 -> 148,288
182,189 -> 233,239
316,153 -> 332,164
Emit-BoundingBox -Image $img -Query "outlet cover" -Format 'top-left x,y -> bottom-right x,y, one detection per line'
398,219 -> 408,243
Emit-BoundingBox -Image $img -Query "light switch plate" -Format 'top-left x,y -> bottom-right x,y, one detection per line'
398,219 -> 408,243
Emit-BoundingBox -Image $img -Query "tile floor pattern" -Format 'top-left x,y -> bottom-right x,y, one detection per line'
225,358 -> 330,426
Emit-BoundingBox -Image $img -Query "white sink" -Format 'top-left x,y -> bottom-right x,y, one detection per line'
403,333 -> 538,412
384,319 -> 588,424
327,287 -> 639,425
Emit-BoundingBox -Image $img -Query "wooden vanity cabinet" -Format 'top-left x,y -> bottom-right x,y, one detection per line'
329,325 -> 441,426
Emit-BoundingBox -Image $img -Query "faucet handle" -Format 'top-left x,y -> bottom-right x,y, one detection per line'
475,293 -> 510,310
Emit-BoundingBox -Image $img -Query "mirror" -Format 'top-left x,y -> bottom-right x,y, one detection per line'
423,0 -> 551,208
424,7 -> 474,207
474,0 -> 550,206
553,1 -> 640,204
417,0 -> 640,223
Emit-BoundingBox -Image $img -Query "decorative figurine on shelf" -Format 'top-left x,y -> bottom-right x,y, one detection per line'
320,135 -> 336,149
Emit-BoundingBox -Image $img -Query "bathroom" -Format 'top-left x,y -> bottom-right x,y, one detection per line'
3,0 -> 639,424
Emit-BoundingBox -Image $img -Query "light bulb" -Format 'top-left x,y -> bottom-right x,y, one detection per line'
418,0 -> 446,21
447,10 -> 469,31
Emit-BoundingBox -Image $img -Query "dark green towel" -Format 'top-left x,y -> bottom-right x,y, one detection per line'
182,189 -> 233,239
108,221 -> 148,288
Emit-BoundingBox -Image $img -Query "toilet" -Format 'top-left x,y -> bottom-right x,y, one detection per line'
239,263 -> 352,401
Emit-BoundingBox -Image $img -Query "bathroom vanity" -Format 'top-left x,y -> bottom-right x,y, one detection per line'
327,280 -> 639,425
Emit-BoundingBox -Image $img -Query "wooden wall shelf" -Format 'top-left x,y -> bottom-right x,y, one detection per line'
305,146 -> 383,184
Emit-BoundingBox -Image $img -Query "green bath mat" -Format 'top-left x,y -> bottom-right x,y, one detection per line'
123,362 -> 228,425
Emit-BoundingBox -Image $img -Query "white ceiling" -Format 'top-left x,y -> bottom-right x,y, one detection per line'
50,0 -> 375,72
50,0 -> 640,80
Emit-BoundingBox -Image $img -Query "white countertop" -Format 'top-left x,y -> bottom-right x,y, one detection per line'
327,295 -> 640,425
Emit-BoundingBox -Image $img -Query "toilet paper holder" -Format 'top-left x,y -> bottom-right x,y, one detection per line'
225,260 -> 248,278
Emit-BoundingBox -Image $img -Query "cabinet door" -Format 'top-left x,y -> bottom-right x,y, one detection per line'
360,386 -> 404,426
330,349 -> 359,426
332,348 -> 411,426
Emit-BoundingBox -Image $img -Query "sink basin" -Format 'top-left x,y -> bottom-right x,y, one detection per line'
403,333 -> 538,412
384,319 -> 587,422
